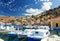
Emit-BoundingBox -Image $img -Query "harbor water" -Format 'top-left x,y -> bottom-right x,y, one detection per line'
0,24 -> 60,41
0,30 -> 60,41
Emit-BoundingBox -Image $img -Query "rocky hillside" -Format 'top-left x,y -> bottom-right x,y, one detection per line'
0,16 -> 22,24
0,6 -> 60,25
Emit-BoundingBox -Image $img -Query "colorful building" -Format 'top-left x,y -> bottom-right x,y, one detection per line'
50,16 -> 60,30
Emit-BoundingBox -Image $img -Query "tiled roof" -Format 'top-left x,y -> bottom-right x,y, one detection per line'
51,16 -> 60,20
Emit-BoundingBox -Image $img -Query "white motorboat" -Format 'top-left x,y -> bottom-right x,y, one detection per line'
37,26 -> 50,30
23,26 -> 50,41
24,29 -> 50,41
0,25 -> 15,31
7,25 -> 50,41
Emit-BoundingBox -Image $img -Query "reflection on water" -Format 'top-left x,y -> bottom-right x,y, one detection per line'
0,33 -> 18,41
0,33 -> 28,41
0,30 -> 60,41
50,30 -> 60,36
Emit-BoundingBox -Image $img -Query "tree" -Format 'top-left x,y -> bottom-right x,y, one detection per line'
10,20 -> 15,24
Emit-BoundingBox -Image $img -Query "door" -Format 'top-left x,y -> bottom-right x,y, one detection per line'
56,23 -> 58,27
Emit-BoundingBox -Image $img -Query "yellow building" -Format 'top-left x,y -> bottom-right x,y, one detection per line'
51,16 -> 60,29
51,20 -> 60,27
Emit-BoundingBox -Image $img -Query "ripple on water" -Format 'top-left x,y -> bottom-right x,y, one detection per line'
0,30 -> 60,41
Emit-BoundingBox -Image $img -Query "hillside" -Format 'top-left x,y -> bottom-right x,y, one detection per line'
0,6 -> 60,25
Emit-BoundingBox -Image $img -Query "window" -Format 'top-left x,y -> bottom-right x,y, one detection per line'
44,27 -> 46,29
40,27 -> 43,29
46,32 -> 48,35
34,32 -> 44,36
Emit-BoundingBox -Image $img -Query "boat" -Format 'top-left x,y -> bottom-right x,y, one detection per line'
25,29 -> 50,41
7,31 -> 17,37
37,26 -> 50,30
23,26 -> 50,41
0,22 -> 15,30
7,25 -> 50,41
0,24 -> 15,31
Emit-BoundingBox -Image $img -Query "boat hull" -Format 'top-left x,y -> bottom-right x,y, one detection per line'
8,34 -> 17,37
28,37 -> 41,41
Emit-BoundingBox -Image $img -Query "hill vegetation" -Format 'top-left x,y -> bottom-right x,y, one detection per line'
0,6 -> 60,25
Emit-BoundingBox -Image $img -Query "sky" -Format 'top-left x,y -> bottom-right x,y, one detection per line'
0,0 -> 60,16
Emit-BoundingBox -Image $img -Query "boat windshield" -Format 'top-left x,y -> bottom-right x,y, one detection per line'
31,32 -> 44,36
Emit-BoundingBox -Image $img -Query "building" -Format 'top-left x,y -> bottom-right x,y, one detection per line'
50,16 -> 60,30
